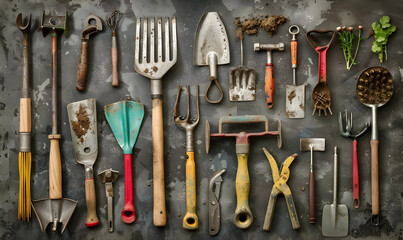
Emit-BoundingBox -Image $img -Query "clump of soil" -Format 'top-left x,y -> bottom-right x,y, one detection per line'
234,15 -> 289,39
70,105 -> 90,143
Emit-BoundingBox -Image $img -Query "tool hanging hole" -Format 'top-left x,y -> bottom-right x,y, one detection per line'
49,17 -> 60,26
267,102 -> 273,108
239,214 -> 247,223
84,147 -> 91,153
186,218 -> 196,225
89,18 -> 96,25
109,220 -> 112,229
124,210 -> 133,217
354,199 -> 359,207
211,228 -> 214,232
160,211 -> 163,214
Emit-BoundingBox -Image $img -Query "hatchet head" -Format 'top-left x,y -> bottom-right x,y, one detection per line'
31,198 -> 77,233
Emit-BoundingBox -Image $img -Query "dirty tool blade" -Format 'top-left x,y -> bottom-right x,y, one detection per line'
286,85 -> 305,118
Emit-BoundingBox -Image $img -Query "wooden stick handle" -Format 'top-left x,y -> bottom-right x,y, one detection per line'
111,33 -> 119,87
85,178 -> 100,227
49,134 -> 62,199
19,98 -> 31,133
152,98 -> 166,226
370,140 -> 379,215
76,39 -> 89,91
308,171 -> 316,223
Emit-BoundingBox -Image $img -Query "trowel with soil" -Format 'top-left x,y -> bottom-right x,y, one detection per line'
67,98 -> 100,227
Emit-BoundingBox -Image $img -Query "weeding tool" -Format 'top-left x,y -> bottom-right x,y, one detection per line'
134,16 -> 177,226
209,169 -> 225,236
322,147 -> 349,237
262,148 -> 300,231
254,42 -> 284,109
76,15 -> 103,91
356,66 -> 393,225
67,98 -> 99,227
306,29 -> 336,116
17,12 -> 32,223
286,25 -> 305,118
300,138 -> 325,224
206,115 -> 282,229
173,85 -> 200,230
107,10 -> 121,87
98,169 -> 119,232
104,100 -> 144,224
194,12 -> 230,104
32,11 -> 77,234
339,110 -> 370,208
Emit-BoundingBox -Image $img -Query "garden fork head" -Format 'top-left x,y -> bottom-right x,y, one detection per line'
174,85 -> 200,152
338,109 -> 370,139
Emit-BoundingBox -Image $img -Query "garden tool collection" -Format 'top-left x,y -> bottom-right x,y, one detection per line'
254,42 -> 284,109
134,16 -> 177,226
98,169 -> 119,233
107,10 -> 121,87
338,110 -> 370,208
262,148 -> 299,231
356,66 -> 393,225
209,169 -> 225,236
194,12 -> 229,104
104,99 -> 144,224
173,85 -> 200,230
229,35 -> 256,101
67,98 -> 99,227
300,138 -> 325,224
16,12 -> 32,223
286,25 -> 305,118
31,11 -> 78,234
306,29 -> 336,116
206,115 -> 282,229
76,15 -> 103,91
322,147 -> 349,237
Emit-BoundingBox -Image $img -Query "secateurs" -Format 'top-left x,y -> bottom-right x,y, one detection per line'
339,110 -> 370,208
209,169 -> 225,236
206,115 -> 282,229
173,85 -> 200,230
262,148 -> 300,231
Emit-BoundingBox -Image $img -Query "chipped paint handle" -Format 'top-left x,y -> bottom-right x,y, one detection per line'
353,140 -> 360,208
85,177 -> 100,227
265,64 -> 274,108
122,154 -> 135,223
76,39 -> 89,91
183,151 -> 199,230
111,33 -> 119,87
234,153 -> 253,229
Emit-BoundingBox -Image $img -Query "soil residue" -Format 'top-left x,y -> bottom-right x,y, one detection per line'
288,90 -> 296,103
356,67 -> 393,104
70,105 -> 90,143
234,15 -> 289,38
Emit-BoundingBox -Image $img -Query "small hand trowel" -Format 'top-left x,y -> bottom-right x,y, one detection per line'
194,12 -> 230,104
67,98 -> 99,227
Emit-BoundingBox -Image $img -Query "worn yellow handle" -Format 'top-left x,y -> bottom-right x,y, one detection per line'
234,153 -> 253,229
183,152 -> 198,230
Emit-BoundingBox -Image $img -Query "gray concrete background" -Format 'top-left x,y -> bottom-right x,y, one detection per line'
0,0 -> 402,239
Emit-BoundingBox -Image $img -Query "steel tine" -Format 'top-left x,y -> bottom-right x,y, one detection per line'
349,112 -> 353,131
142,17 -> 148,63
135,17 -> 141,64
16,13 -> 31,30
174,85 -> 182,119
157,17 -> 162,62
164,17 -> 170,61
195,85 -> 200,123
185,86 -> 190,121
171,16 -> 177,61
150,18 -> 155,63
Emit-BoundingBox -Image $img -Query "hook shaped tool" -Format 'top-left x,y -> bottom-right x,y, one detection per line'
209,169 -> 225,236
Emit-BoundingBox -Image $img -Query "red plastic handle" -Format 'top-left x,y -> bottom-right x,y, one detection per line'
264,63 -> 274,109
122,154 -> 136,223
353,140 -> 360,208
316,46 -> 328,83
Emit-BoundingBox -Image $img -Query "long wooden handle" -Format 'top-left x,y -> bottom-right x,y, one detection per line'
19,98 -> 31,133
234,153 -> 253,229
152,98 -> 166,226
353,140 -> 360,208
308,171 -> 315,223
264,64 -> 274,109
76,39 -> 89,91
111,33 -> 119,87
85,178 -> 100,227
49,134 -> 62,199
371,140 -> 379,215
183,152 -> 198,230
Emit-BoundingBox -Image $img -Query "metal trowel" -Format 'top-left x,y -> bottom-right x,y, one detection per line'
194,12 -> 230,104
67,98 -> 99,227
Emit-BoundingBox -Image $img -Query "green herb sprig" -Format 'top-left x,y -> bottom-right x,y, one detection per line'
337,26 -> 363,71
371,16 -> 396,63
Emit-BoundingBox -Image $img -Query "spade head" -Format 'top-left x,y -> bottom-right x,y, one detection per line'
31,198 -> 77,233
322,204 -> 349,237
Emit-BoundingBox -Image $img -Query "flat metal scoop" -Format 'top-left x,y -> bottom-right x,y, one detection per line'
322,147 -> 349,237
194,12 -> 230,104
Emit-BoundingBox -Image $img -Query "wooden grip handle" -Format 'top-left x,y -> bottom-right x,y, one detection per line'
152,98 -> 166,226
370,140 -> 379,215
291,40 -> 297,66
76,40 -> 89,91
49,134 -> 62,199
111,34 -> 119,87
264,64 -> 274,109
234,153 -> 253,229
183,152 -> 199,230
309,171 -> 315,223
353,140 -> 360,208
85,178 -> 100,227
19,98 -> 31,133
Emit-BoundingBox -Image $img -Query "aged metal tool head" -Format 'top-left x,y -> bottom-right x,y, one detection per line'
82,15 -> 103,39
209,169 -> 225,236
16,13 -> 31,33
253,43 -> 284,64
173,85 -> 200,151
98,169 -> 119,232
339,110 -> 370,139
107,10 -> 121,33
98,169 -> 119,184
40,11 -> 68,37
